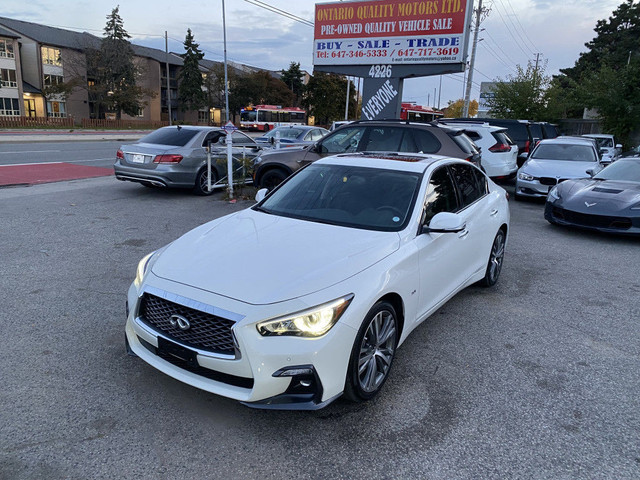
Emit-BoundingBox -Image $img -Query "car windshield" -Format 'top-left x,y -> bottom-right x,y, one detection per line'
264,128 -> 304,140
138,127 -> 199,147
592,137 -> 614,148
531,144 -> 597,162
256,164 -> 421,232
241,110 -> 257,122
594,160 -> 640,182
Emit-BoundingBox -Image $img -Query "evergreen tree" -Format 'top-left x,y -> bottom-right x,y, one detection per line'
88,6 -> 149,119
303,73 -> 356,125
280,62 -> 304,105
178,28 -> 205,111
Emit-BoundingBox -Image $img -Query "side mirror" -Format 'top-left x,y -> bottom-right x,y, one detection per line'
586,169 -> 595,177
520,152 -> 529,160
255,188 -> 268,203
423,212 -> 466,234
309,143 -> 319,153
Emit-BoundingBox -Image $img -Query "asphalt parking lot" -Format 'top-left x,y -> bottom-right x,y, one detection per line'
1,177 -> 639,479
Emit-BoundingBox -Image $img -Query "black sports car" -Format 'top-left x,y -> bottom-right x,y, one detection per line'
544,157 -> 640,235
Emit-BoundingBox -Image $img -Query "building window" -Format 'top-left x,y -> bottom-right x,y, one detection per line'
41,46 -> 62,66
46,101 -> 66,118
0,97 -> 20,116
0,39 -> 15,58
0,68 -> 17,88
136,107 -> 144,117
198,110 -> 212,124
44,74 -> 64,86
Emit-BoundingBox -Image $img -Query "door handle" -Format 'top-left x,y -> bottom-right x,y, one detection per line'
458,229 -> 469,238
490,209 -> 498,217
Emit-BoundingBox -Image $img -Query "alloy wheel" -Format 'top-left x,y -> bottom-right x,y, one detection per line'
357,309 -> 397,393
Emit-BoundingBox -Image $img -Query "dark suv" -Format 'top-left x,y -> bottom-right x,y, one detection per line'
253,120 -> 481,190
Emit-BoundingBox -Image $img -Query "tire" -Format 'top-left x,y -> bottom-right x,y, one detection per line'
260,169 -> 288,191
193,167 -> 218,196
344,301 -> 399,403
479,230 -> 506,287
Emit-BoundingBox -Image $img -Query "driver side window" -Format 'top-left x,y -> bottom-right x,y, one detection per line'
423,167 -> 459,225
319,127 -> 366,154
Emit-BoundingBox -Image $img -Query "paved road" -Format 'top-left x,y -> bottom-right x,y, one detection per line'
0,177 -> 639,479
0,141 -> 121,169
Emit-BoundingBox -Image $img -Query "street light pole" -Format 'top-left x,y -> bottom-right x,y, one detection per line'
222,0 -> 230,123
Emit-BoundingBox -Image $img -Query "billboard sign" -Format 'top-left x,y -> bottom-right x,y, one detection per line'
314,0 -> 472,66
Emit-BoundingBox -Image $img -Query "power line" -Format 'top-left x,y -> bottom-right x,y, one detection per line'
482,29 -> 520,67
243,0 -> 314,27
495,0 -> 535,56
479,41 -> 519,75
488,0 -> 532,58
502,0 -> 539,53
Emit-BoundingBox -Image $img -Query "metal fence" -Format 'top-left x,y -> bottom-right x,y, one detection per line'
81,119 -> 169,129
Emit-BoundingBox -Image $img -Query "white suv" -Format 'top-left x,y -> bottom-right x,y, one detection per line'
439,122 -> 518,179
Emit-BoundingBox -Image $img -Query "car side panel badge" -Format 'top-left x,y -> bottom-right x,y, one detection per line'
169,314 -> 191,330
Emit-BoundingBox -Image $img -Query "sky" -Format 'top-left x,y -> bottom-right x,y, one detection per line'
3,0 -> 625,110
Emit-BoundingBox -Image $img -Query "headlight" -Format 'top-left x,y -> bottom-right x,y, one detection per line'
257,294 -> 354,337
631,201 -> 640,210
134,251 -> 156,288
548,186 -> 561,201
518,172 -> 535,181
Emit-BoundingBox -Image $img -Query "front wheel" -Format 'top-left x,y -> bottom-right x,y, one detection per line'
259,169 -> 288,191
344,301 -> 399,403
479,230 -> 506,287
193,167 -> 218,196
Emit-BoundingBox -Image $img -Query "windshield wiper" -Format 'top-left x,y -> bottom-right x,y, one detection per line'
253,205 -> 272,214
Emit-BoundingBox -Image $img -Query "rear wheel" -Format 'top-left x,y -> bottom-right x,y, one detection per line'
260,169 -> 288,191
344,301 -> 398,403
193,167 -> 218,196
479,230 -> 506,287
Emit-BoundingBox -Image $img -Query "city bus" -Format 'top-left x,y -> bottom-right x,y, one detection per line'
240,105 -> 306,131
400,102 -> 443,123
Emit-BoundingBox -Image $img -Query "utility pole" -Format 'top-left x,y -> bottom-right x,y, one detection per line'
222,0 -> 230,123
438,75 -> 442,109
345,76 -> 350,120
463,0 -> 489,117
165,31 -> 172,125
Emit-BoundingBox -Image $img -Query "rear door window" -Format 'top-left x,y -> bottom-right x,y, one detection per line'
360,126 -> 405,151
319,126 -> 366,153
449,163 -> 484,207
411,129 -> 442,153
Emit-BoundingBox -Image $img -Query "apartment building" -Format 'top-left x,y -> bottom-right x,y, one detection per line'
0,17 -> 185,123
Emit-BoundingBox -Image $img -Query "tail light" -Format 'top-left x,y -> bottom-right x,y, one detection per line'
116,149 -> 124,159
465,154 -> 473,162
524,140 -> 531,153
489,143 -> 511,153
153,154 -> 183,164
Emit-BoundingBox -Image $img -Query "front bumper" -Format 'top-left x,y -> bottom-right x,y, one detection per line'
544,201 -> 640,235
515,177 -> 553,198
125,279 -> 356,409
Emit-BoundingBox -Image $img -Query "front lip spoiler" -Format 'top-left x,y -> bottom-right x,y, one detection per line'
241,392 -> 342,411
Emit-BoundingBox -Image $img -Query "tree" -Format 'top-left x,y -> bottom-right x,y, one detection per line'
485,60 -> 550,120
280,62 -> 305,105
443,98 -> 478,118
556,0 -> 640,145
178,29 -> 205,111
303,73 -> 356,125
87,6 -> 151,119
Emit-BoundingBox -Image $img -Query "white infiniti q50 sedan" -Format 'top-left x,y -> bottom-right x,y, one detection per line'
125,153 -> 510,409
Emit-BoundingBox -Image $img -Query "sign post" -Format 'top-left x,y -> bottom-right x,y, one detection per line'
222,121 -> 238,199
313,0 -> 474,120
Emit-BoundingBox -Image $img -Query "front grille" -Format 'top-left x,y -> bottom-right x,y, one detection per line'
139,293 -> 236,355
539,177 -> 557,186
138,337 -> 253,389
552,207 -> 632,230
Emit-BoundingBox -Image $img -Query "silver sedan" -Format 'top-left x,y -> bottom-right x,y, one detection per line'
114,126 -> 262,195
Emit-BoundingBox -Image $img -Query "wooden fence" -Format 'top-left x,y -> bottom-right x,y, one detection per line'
0,116 -> 74,128
81,118 -> 169,129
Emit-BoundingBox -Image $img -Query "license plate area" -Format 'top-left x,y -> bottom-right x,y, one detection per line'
157,337 -> 198,367
130,154 -> 147,164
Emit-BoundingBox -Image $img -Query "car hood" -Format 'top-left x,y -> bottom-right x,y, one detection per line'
151,209 -> 400,305
559,179 -> 640,211
521,158 -> 599,178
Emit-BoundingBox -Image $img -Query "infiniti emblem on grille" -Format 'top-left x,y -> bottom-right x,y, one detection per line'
585,202 -> 597,207
169,314 -> 191,330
